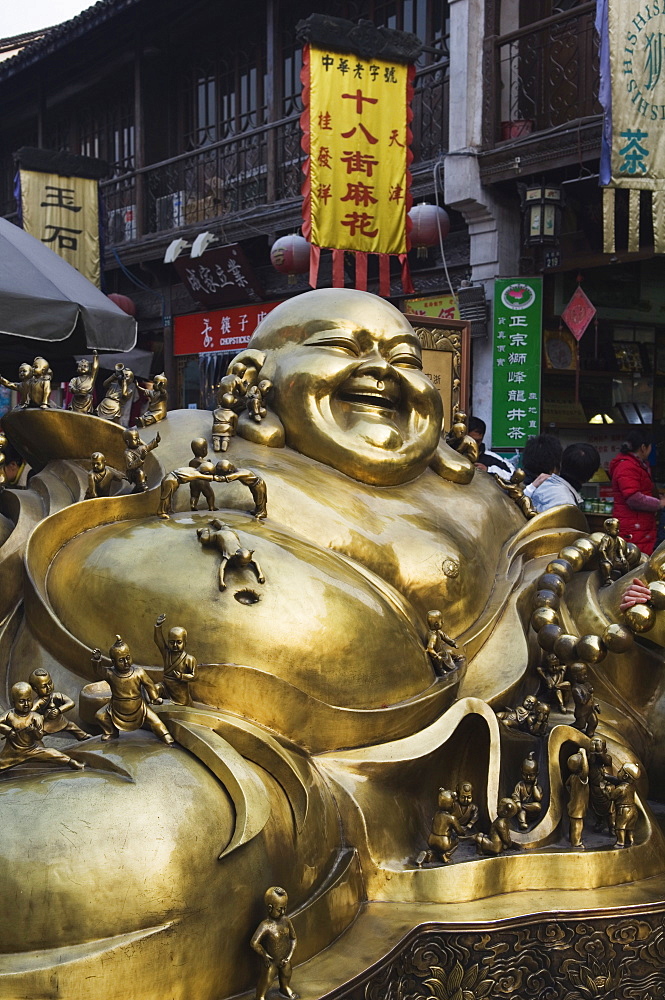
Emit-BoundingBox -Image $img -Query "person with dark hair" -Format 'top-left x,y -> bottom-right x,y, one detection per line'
609,429 -> 664,555
3,443 -> 29,488
530,442 -> 600,513
467,415 -> 515,481
520,434 -> 563,486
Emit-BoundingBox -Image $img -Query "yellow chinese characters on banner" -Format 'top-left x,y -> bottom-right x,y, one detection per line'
308,48 -> 409,255
20,169 -> 101,286
405,294 -> 460,321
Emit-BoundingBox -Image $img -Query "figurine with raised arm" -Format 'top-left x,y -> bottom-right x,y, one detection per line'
473,798 -> 518,855
189,438 -> 218,512
570,662 -> 600,737
0,363 -> 32,407
84,452 -> 127,499
536,651 -> 571,712
97,364 -> 135,423
29,357 -> 53,408
153,614 -> 197,706
215,459 -> 268,519
453,781 -> 479,831
427,787 -> 467,863
250,886 -> 298,1000
425,610 -> 464,675
158,462 -> 219,518
597,517 -> 630,587
68,350 -> 99,414
246,379 -> 273,423
602,762 -> 641,848
91,636 -> 174,744
512,752 -> 543,830
196,519 -> 265,591
589,736 -> 616,834
566,747 -> 589,848
123,427 -> 160,494
28,668 -> 90,740
0,682 -> 85,771
493,468 -> 536,519
137,374 -> 168,427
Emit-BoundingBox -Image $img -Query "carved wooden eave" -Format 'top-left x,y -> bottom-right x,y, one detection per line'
295,13 -> 422,64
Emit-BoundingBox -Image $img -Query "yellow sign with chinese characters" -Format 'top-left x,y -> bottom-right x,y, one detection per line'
20,169 -> 100,286
307,48 -> 410,255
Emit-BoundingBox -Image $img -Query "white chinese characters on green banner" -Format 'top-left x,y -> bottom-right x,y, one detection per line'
491,278 -> 542,449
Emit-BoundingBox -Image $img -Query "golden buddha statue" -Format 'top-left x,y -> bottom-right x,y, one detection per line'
1,288 -> 665,999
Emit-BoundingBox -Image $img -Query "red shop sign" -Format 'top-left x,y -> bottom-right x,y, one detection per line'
174,301 -> 282,356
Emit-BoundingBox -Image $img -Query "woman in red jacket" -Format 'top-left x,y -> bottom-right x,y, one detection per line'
609,429 -> 665,555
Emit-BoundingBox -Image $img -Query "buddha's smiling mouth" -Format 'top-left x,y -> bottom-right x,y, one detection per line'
337,377 -> 401,412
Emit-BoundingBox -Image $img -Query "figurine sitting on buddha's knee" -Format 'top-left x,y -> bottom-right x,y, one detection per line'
92,635 -> 174,744
0,682 -> 85,771
29,668 -> 90,740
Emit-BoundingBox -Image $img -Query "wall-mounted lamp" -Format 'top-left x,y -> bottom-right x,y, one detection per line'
520,184 -> 563,245
191,231 -> 218,258
164,238 -> 190,263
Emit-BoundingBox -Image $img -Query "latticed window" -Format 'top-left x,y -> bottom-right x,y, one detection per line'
183,46 -> 266,150
78,94 -> 135,175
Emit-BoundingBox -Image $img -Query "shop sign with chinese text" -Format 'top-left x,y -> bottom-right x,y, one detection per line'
173,244 -> 264,307
174,301 -> 282,356
491,279 -> 542,449
404,294 -> 460,321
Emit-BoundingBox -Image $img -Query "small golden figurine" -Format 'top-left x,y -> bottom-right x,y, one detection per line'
153,614 -> 197,706
589,736 -> 616,834
97,364 -> 135,423
565,747 -> 589,848
189,438 -> 218,512
157,462 -> 219,518
512,752 -> 543,830
28,668 -> 90,740
137,374 -> 168,427
30,357 -> 53,409
492,468 -> 536,519
218,361 -> 250,406
427,787 -> 467,863
92,636 -> 174,744
453,781 -> 479,831
473,798 -> 518,855
250,886 -> 298,1000
496,693 -> 538,731
529,700 -> 551,736
425,610 -> 464,674
601,762 -> 640,848
1,363 -> 32,407
196,519 -> 265,591
246,379 -> 273,423
536,651 -> 571,713
570,662 -> 600,737
123,427 -> 160,493
68,350 -> 99,414
0,682 -> 85,771
215,460 -> 268,519
597,517 -> 630,587
84,452 -> 127,499
446,410 -> 480,463
212,394 -> 239,453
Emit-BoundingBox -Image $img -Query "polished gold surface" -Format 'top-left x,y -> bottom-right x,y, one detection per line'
1,289 -> 665,1000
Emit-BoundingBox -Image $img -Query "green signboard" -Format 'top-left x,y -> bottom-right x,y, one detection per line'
491,278 -> 542,449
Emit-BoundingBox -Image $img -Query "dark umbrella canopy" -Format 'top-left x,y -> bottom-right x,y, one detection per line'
0,217 -> 136,350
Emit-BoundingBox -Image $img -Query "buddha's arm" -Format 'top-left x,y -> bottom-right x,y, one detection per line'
429,441 -> 475,484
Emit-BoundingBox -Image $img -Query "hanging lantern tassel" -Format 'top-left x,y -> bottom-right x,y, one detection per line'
407,203 -> 450,258
270,234 -> 310,284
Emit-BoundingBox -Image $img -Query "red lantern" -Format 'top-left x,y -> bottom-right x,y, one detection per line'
408,203 -> 450,257
270,234 -> 310,284
107,292 -> 137,317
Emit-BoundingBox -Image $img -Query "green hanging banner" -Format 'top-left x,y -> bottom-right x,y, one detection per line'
491,278 -> 542,449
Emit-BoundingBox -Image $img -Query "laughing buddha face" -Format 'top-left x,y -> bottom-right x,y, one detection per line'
248,288 -> 443,486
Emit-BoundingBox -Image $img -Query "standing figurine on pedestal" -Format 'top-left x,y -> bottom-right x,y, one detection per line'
189,438 -> 218,512
68,351 -> 99,414
123,427 -> 160,494
84,452 -> 127,499
453,781 -> 479,831
92,636 -> 174,744
0,682 -> 85,771
246,379 -> 273,423
427,787 -> 467,863
215,460 -> 268,519
250,886 -> 298,1000
158,462 -> 219,518
137,374 -> 168,427
570,662 -> 600,737
425,610 -> 464,675
565,747 -> 589,848
153,614 -> 197,706
597,518 -> 630,587
1,363 -> 32,407
602,763 -> 641,848
30,357 -> 53,408
28,668 -> 90,740
511,752 -> 543,830
473,798 -> 518,855
589,736 -> 616,834
537,652 -> 571,712
97,364 -> 135,423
